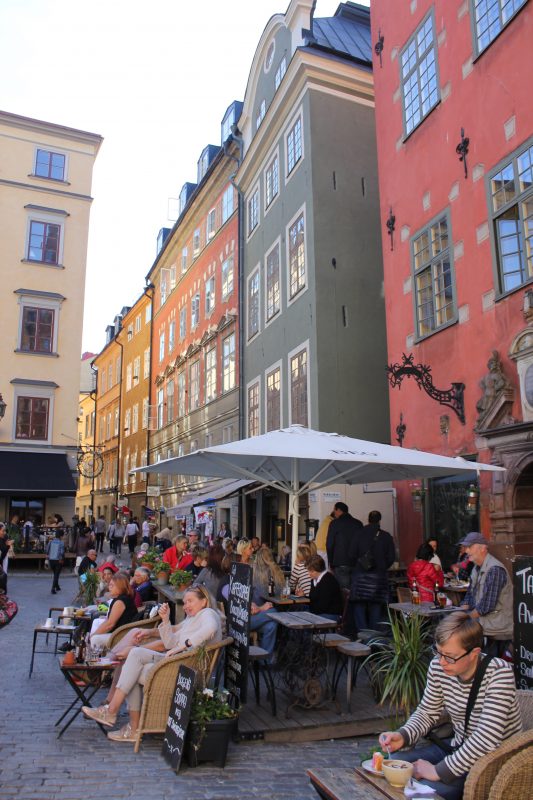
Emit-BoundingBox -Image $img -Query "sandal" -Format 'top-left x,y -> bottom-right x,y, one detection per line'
81,704 -> 116,727
107,724 -> 138,742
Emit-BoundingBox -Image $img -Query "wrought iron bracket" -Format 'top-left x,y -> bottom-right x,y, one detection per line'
456,127 -> 469,179
396,413 -> 406,446
374,29 -> 384,67
386,207 -> 395,251
386,353 -> 466,424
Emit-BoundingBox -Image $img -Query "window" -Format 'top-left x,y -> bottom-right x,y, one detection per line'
191,293 -> 200,329
248,381 -> 260,437
205,347 -> 217,402
114,407 -> 119,436
130,452 -> 137,486
35,149 -> 65,181
275,56 -> 287,90
157,388 -> 164,429
100,369 -> 106,395
205,276 -> 215,315
223,424 -> 234,443
222,257 -> 234,299
266,366 -> 281,431
159,332 -> 165,362
145,303 -> 151,323
189,360 -> 200,411
108,362 -> 113,389
248,188 -> 259,236
265,155 -> 279,209
412,213 -> 456,338
20,307 -> 54,353
160,269 -> 170,305
288,210 -> 306,299
287,116 -> 302,175
222,185 -> 234,223
15,397 -> 49,440
247,268 -> 260,340
106,412 -> 111,439
142,397 -> 148,429
127,324 -> 133,341
167,380 -> 174,423
222,333 -> 236,392
401,12 -> 439,137
179,306 -> 187,340
28,220 -> 60,264
181,247 -> 188,275
143,348 -> 150,379
266,242 -> 281,322
126,363 -> 132,391
490,139 -> 533,293
265,41 -> 275,71
178,371 -> 186,417
124,408 -> 131,435
193,228 -> 201,257
207,208 -> 216,239
132,403 -> 139,433
135,314 -> 141,333
256,99 -> 266,130
472,0 -> 527,53
116,356 -> 121,385
290,346 -> 308,427
168,321 -> 175,353
133,356 -> 140,383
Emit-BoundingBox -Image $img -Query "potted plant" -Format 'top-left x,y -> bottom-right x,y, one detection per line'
169,568 -> 193,592
154,559 -> 170,585
185,686 -> 238,768
140,546 -> 160,570
364,610 -> 432,722
80,569 -> 100,606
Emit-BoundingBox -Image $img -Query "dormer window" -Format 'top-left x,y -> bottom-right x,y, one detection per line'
256,100 -> 266,131
265,40 -> 275,72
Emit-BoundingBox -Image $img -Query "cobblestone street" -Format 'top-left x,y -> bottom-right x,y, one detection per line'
0,572 -> 376,800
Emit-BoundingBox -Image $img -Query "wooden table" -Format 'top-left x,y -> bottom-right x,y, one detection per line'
266,610 -> 338,629
155,584 -> 186,624
269,594 -> 310,609
308,767 -> 444,800
443,583 -> 468,606
57,660 -> 117,738
389,601 -> 457,618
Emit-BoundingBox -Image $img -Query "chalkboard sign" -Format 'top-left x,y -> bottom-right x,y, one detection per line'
225,561 -> 252,705
162,664 -> 197,772
513,557 -> 533,690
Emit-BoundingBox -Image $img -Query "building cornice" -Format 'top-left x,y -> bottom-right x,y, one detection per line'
0,109 -> 103,152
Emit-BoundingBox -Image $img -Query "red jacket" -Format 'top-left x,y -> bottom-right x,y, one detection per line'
407,560 -> 444,603
162,547 -> 193,572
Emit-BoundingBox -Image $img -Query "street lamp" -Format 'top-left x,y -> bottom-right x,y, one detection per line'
0,393 -> 6,419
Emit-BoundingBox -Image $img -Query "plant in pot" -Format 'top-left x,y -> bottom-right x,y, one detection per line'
169,568 -> 193,592
140,546 -> 160,570
80,569 -> 100,606
154,559 -> 170,585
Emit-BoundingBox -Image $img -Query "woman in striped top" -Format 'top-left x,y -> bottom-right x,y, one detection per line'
290,544 -> 313,596
379,612 -> 521,800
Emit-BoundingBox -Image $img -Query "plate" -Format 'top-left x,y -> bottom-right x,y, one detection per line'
361,759 -> 384,776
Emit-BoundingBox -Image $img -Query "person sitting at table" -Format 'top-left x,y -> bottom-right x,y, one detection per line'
96,566 -> 116,602
78,549 -> 98,576
379,612 -> 521,800
98,556 -> 119,575
89,572 -> 138,649
236,538 -> 252,564
253,546 -> 285,598
407,542 -> 444,603
189,546 -> 208,577
278,545 -> 292,571
451,545 -> 474,582
130,566 -> 155,608
193,544 -> 228,598
306,555 -> 343,619
290,544 -> 313,597
427,537 -> 443,570
162,535 -> 193,572
82,586 -> 223,742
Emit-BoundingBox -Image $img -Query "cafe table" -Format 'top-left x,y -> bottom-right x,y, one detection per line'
307,767 -> 444,800
29,623 -> 76,677
269,594 -> 310,609
56,659 -> 118,738
443,581 -> 469,607
388,601 -> 459,619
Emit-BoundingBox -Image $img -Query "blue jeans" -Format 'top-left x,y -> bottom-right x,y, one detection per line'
400,741 -> 466,800
353,600 -> 383,632
250,610 -> 278,658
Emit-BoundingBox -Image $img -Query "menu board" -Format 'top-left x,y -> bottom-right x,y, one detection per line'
513,557 -> 533,690
225,561 -> 252,705
162,665 -> 196,772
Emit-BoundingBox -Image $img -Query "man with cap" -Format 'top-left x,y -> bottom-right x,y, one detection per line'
187,530 -> 201,548
459,532 -> 513,646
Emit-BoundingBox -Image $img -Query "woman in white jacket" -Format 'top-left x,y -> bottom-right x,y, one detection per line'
82,585 -> 222,742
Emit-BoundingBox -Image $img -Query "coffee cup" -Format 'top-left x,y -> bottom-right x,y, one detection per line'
44,617 -> 54,628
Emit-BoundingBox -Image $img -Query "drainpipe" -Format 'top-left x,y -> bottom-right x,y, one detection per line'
90,360 -> 98,520
115,335 -> 124,518
144,282 -> 155,520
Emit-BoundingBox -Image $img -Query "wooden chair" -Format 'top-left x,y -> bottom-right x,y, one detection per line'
463,729 -> 533,800
248,644 -> 277,716
106,615 -> 161,652
133,636 -> 232,752
396,586 -> 412,603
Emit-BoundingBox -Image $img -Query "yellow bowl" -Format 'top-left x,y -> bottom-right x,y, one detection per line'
382,759 -> 414,788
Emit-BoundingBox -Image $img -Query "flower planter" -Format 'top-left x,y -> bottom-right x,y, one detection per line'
176,582 -> 192,592
140,561 -> 155,571
156,571 -> 169,585
184,717 -> 237,768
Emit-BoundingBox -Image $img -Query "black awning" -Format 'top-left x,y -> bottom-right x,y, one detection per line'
0,451 -> 77,497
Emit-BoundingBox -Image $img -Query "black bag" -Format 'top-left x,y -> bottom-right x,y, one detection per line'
357,530 -> 380,571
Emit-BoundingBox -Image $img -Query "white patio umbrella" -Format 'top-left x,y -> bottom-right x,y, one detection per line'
133,425 -> 504,563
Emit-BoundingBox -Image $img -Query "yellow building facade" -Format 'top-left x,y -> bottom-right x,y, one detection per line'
75,353 -> 96,522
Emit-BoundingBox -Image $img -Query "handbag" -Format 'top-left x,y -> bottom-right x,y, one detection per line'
357,530 -> 380,571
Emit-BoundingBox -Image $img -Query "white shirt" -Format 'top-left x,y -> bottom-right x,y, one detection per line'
313,570 -> 328,587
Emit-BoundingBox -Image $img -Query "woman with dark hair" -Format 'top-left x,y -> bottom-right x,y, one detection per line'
193,544 -> 227,598
89,572 -> 137,648
407,542 -> 444,603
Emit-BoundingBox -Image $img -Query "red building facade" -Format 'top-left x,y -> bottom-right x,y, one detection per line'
371,0 -> 533,567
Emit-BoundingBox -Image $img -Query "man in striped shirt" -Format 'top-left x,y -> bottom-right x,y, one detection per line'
379,612 -> 521,799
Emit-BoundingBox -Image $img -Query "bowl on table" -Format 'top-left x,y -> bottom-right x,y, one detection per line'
382,759 -> 414,788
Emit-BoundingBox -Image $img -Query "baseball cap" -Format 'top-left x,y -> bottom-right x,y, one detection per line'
459,532 -> 487,546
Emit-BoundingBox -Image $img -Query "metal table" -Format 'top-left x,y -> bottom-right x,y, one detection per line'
388,601 -> 458,618
29,624 -> 76,677
57,661 -> 117,738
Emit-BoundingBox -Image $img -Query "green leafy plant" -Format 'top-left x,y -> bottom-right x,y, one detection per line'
169,569 -> 193,589
154,559 -> 170,573
364,610 -> 432,722
190,687 -> 236,725
80,569 -> 100,605
140,547 -> 160,564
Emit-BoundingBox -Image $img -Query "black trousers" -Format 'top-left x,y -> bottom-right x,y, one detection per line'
95,532 -> 105,552
49,559 -> 62,591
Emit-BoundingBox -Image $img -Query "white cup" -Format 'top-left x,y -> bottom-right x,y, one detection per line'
44,617 -> 54,628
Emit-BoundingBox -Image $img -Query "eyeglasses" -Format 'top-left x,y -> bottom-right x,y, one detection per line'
432,645 -> 474,665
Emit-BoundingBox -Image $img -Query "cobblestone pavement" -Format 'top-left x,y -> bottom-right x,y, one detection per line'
0,569 -> 377,800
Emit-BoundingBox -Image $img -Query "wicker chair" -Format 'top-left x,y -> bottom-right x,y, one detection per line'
487,745 -> 533,799
517,688 -> 533,730
463,729 -> 533,800
106,615 -> 161,652
133,636 -> 232,752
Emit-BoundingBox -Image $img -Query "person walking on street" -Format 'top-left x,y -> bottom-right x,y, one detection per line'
47,529 -> 65,594
108,518 -> 124,556
94,514 -> 106,553
325,502 -> 362,590
350,510 -> 395,632
125,517 -> 140,559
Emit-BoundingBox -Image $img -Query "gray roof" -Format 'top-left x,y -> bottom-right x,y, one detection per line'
312,3 -> 372,66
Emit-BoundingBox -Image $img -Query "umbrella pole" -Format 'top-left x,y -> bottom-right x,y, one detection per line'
290,460 -> 299,569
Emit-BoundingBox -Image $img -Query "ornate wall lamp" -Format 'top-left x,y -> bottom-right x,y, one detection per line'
0,393 -> 6,419
374,29 -> 385,67
456,128 -> 469,179
386,352 -> 466,424
386,207 -> 396,251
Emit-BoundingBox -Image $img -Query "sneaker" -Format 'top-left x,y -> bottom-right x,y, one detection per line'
107,724 -> 138,743
81,704 -> 116,727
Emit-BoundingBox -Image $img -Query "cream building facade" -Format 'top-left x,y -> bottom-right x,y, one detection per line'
0,110 -> 102,525
75,353 -> 96,522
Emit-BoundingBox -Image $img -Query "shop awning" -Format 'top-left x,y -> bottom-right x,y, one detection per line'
0,451 -> 77,496
165,478 -> 254,516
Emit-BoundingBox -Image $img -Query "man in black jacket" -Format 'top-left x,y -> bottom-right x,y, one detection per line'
325,502 -> 363,590
350,510 -> 395,632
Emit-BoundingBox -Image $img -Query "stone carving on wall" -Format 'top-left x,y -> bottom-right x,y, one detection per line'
475,350 -> 516,432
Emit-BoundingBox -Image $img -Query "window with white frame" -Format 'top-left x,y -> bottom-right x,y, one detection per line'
145,303 -> 151,323
412,212 -> 456,338
142,397 -> 148,429
133,356 -> 140,384
247,268 -> 260,340
191,293 -> 200,329
170,266 -> 176,291
116,355 -> 121,385
189,360 -> 200,411
290,346 -> 308,427
288,211 -> 306,299
27,218 -> 61,264
106,412 -> 111,439
205,276 -> 215,315
266,242 -> 281,322
100,369 -> 107,395
256,99 -> 266,130
265,155 -> 279,209
34,148 -> 66,181
222,257 -> 234,299
489,138 -> 533,294
160,269 -> 170,305
205,347 -> 217,402
157,388 -> 164,429
167,380 -> 174,423
222,333 -> 235,392
130,451 -> 137,485
135,314 -> 141,333
222,185 -> 234,223
275,56 -> 287,90
179,306 -> 187,340
178,371 -> 186,417
143,348 -> 150,379
181,246 -> 188,274
159,331 -> 165,362
127,324 -> 133,341
124,408 -> 131,435
168,320 -> 175,353
248,381 -> 260,437
266,366 -> 281,431
472,0 -> 527,54
132,403 -> 139,433
401,12 -> 439,137
126,363 -> 132,391
114,407 -> 119,436
19,306 -> 55,353
248,188 -> 259,236
193,228 -> 201,257
207,208 -> 216,239
287,116 -> 302,175
108,362 -> 113,389
178,443 -> 185,458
